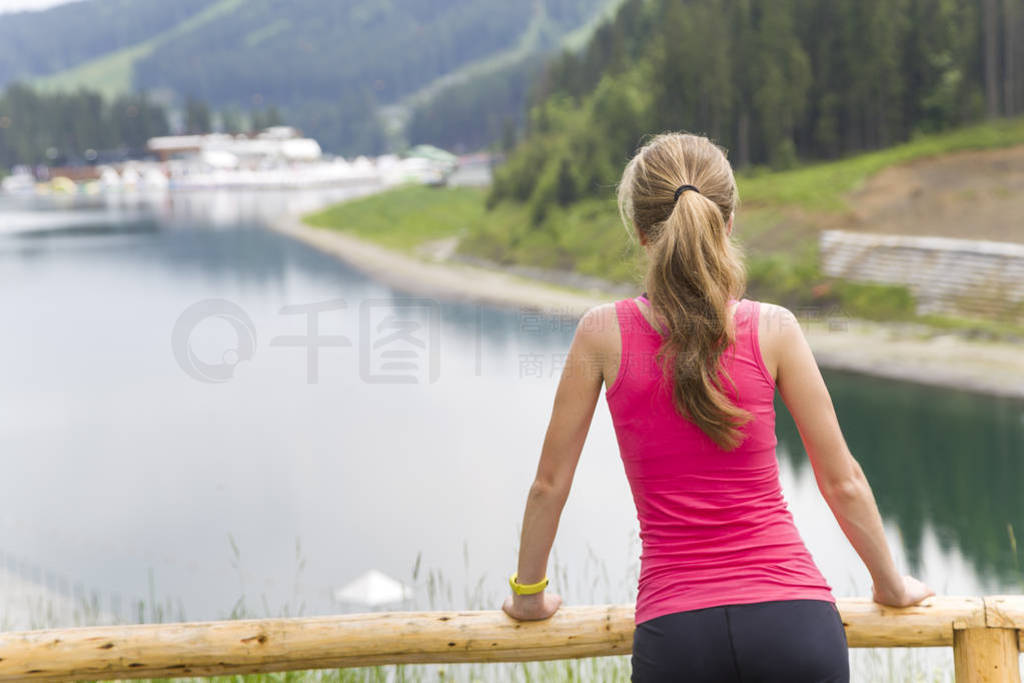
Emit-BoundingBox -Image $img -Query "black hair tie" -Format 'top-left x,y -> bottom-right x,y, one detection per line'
673,184 -> 700,202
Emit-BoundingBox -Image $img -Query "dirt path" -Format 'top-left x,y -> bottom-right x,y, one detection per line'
739,145 -> 1024,255
272,215 -> 609,315
845,145 -> 1024,243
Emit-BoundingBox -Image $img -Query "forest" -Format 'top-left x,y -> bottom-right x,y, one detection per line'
0,85 -> 290,169
0,85 -> 168,168
489,0 -> 1024,220
405,54 -> 548,153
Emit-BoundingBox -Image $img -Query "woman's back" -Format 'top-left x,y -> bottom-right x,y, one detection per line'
605,295 -> 834,625
504,133 -> 928,682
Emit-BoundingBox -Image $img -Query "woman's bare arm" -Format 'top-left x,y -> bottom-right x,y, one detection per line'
502,304 -> 610,620
765,304 -> 933,607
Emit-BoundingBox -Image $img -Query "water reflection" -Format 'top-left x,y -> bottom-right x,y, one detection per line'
0,190 -> 1022,635
777,372 -> 1024,587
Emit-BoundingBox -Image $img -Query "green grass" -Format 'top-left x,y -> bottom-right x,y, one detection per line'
916,312 -> 1024,340
303,184 -> 490,252
744,247 -> 918,322
737,116 -> 1024,211
303,184 -> 639,280
33,0 -> 245,97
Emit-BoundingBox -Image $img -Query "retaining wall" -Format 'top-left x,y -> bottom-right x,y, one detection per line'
819,229 -> 1024,318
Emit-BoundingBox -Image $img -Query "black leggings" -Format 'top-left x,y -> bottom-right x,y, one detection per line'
631,599 -> 849,682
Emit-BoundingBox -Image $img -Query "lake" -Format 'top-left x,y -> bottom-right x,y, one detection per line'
1,188 -> 1022,646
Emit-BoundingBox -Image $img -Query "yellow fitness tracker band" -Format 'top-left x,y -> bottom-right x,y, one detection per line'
509,572 -> 549,595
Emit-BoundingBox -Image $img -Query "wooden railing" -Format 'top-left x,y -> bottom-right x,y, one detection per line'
0,596 -> 1022,682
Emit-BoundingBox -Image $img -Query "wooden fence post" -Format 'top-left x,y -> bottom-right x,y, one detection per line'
953,627 -> 1020,683
952,595 -> 1024,683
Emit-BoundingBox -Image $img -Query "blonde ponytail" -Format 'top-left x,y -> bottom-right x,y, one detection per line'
617,133 -> 751,451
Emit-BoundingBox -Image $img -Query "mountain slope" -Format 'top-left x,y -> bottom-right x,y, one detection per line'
0,0 -> 212,85
401,0 -> 624,152
32,0 -> 244,99
0,0 -> 614,154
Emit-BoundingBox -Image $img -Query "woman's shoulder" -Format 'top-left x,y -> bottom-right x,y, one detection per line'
575,300 -> 645,357
576,301 -> 622,343
743,298 -> 799,331
744,299 -> 807,380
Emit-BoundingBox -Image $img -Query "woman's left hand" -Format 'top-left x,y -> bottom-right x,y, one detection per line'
501,592 -> 563,621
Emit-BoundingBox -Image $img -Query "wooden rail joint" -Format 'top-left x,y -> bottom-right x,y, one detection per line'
948,596 -> 1023,683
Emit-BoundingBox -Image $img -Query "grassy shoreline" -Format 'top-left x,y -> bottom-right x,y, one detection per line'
303,119 -> 1024,339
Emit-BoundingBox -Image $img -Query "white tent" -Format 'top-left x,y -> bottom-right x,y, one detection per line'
333,569 -> 414,607
200,149 -> 239,169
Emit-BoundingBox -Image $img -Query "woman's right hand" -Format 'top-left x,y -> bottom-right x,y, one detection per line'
872,575 -> 935,607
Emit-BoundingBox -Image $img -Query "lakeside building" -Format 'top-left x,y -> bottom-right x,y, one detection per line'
146,126 -> 322,165
2,128 -> 470,195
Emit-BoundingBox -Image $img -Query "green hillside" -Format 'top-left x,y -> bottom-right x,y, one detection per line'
32,0 -> 245,100
0,0 -> 211,84
1,0 -> 617,155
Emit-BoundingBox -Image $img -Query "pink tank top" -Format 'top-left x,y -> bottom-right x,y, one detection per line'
606,296 -> 835,625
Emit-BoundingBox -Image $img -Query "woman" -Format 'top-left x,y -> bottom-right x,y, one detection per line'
500,132 -> 933,681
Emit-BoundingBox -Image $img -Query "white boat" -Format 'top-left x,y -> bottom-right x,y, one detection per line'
1,170 -> 35,195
